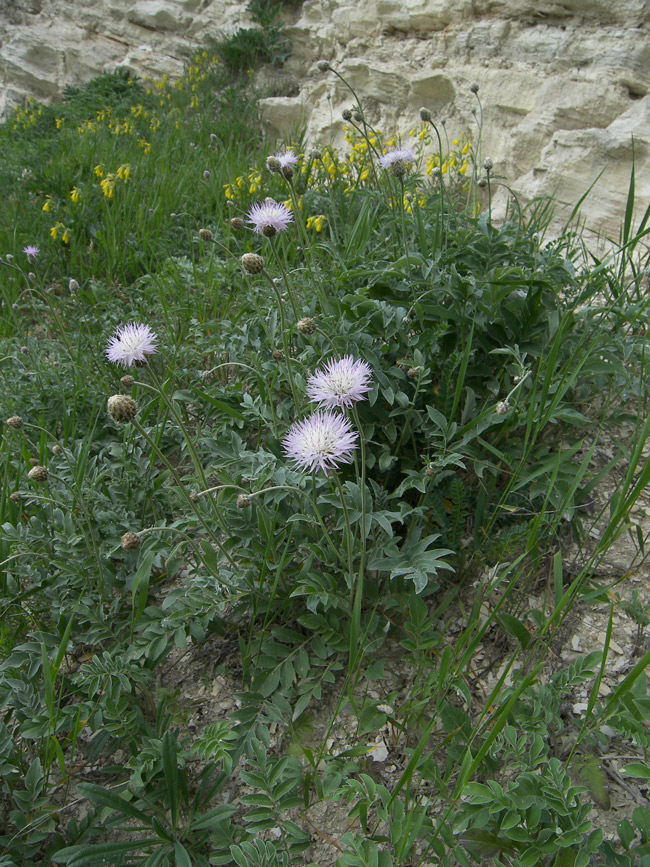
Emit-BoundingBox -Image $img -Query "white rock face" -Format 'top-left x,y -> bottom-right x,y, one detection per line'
1,0 -> 648,239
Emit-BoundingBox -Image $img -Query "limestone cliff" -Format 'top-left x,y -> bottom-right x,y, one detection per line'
1,0 -> 648,239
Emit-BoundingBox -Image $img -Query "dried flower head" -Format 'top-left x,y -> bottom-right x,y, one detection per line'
121,531 -> 142,551
6,415 -> 24,430
297,317 -> 316,335
306,356 -> 373,409
283,411 -> 359,475
419,107 -> 432,122
198,228 -> 213,242
106,322 -> 158,368
379,148 -> 416,176
23,245 -> 39,263
241,253 -> 265,274
28,465 -> 48,482
246,200 -> 293,238
120,375 -> 135,389
107,394 -> 137,423
236,494 -> 251,509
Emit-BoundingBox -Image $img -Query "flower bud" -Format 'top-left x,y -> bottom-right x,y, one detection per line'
121,531 -> 142,551
236,494 -> 251,508
107,394 -> 137,423
425,466 -> 435,478
261,225 -> 277,238
69,279 -> 80,293
5,254 -> 13,263
496,400 -> 510,416
317,60 -> 331,72
266,156 -> 281,173
230,217 -> 245,230
51,444 -> 63,455
281,165 -> 294,180
353,111 -> 362,122
9,491 -> 23,503
198,228 -> 213,242
342,109 -> 352,121
483,158 -> 493,171
477,177 -> 487,188
241,253 -> 265,274
311,149 -> 322,160
432,166 -> 441,178
6,415 -> 24,429
297,317 -> 316,335
203,170 -> 211,180
407,367 -> 419,378
470,82 -> 479,94
390,161 -> 407,178
272,348 -> 284,360
419,106 -> 432,122
120,375 -> 135,389
28,465 -> 48,482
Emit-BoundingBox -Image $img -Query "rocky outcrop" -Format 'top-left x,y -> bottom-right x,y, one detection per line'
1,0 -> 649,240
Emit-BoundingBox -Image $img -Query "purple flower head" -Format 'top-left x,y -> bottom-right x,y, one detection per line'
23,245 -> 39,263
247,200 -> 293,238
105,322 -> 158,368
274,150 -> 299,170
283,410 -> 359,475
306,356 -> 373,410
379,148 -> 416,171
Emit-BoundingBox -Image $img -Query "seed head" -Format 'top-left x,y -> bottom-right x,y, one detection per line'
28,465 -> 48,483
120,375 -> 135,389
297,317 -> 316,335
199,228 -> 213,242
230,217 -> 245,230
236,494 -> 251,509
121,531 -> 142,551
107,394 -> 137,423
6,415 -> 24,430
241,253 -> 265,274
419,107 -> 432,122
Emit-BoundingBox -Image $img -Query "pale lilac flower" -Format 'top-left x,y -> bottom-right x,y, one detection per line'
247,200 -> 293,237
23,245 -> 39,263
275,150 -> 299,170
379,148 -> 416,171
105,322 -> 158,367
306,356 -> 373,409
283,411 -> 358,475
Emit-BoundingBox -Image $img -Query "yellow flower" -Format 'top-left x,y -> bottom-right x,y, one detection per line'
94,164 -> 104,178
62,229 -> 70,244
100,175 -> 115,198
49,224 -> 58,240
70,187 -> 80,203
306,214 -> 326,232
117,164 -> 131,181
55,117 -> 65,129
42,197 -> 52,213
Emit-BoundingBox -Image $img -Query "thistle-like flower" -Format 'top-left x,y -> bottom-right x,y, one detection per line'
283,411 -> 359,475
306,356 -> 373,410
241,253 -> 265,274
23,245 -> 39,263
379,148 -> 416,175
267,150 -> 298,174
28,465 -> 48,483
247,200 -> 293,237
105,322 -> 158,368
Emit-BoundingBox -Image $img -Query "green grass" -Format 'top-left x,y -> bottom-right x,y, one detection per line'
0,49 -> 650,867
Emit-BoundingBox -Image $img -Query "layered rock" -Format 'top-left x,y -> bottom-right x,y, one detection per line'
1,0 -> 648,239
